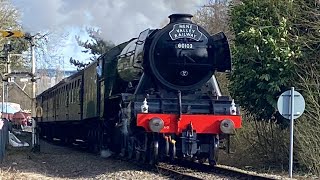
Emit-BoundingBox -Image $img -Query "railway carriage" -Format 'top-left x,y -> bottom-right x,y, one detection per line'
36,14 -> 242,165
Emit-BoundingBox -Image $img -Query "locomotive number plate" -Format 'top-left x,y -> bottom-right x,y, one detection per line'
176,43 -> 193,49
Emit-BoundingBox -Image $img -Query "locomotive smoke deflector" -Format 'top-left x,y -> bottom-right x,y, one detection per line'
210,32 -> 232,72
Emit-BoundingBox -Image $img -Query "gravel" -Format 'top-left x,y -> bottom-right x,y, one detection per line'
0,134 -> 169,180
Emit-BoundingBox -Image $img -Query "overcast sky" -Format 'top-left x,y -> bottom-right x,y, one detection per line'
12,0 -> 207,70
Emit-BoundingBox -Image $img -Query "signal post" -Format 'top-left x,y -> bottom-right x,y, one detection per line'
0,30 -> 40,158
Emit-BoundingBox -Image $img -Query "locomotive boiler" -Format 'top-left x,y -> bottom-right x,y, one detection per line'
36,14 -> 242,166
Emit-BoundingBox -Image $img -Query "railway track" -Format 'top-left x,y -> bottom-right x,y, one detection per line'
210,164 -> 278,180
156,163 -> 204,180
154,161 -> 278,180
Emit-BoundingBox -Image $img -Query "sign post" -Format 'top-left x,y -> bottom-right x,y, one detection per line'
277,87 -> 305,178
1,30 -> 41,152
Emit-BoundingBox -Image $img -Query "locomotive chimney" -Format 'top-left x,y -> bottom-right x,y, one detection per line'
168,14 -> 193,23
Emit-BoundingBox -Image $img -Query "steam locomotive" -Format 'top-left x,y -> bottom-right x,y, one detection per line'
36,14 -> 242,165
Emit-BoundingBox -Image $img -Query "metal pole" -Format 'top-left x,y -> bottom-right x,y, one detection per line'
1,82 -> 4,117
289,87 -> 294,178
5,84 -> 8,115
5,45 -> 11,117
31,38 -> 36,148
32,118 -> 36,146
6,53 -> 11,116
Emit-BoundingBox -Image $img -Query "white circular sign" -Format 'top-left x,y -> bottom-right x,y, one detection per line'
277,90 -> 305,119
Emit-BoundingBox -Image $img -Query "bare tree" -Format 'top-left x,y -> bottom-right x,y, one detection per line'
193,0 -> 233,95
0,0 -> 20,30
193,0 -> 232,37
0,0 -> 69,109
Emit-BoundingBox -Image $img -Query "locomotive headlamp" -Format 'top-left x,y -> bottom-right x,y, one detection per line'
220,119 -> 235,134
149,117 -> 164,132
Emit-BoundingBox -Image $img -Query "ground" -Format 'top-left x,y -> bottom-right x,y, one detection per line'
0,132 -> 169,180
1,131 -> 317,180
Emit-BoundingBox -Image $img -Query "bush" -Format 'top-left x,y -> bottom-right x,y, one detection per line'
220,114 -> 289,171
289,1 -> 320,176
294,64 -> 320,176
229,0 -> 300,121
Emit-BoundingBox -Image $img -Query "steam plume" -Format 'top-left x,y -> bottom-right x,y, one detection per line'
12,0 -> 206,44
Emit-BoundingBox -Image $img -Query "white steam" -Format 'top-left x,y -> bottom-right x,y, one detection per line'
12,0 -> 206,44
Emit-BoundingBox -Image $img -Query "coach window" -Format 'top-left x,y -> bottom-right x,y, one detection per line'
69,84 -> 72,104
73,82 -> 75,103
66,85 -> 68,106
53,91 -> 55,106
97,59 -> 103,77
71,82 -> 73,103
57,91 -> 59,106
76,79 -> 79,103
61,88 -> 63,106
69,84 -> 71,104
74,81 -> 76,103
78,79 -> 81,102
67,84 -> 70,105
70,83 -> 73,104
63,86 -> 66,106
74,82 -> 77,103
61,88 -> 63,105
57,89 -> 59,107
76,82 -> 78,103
